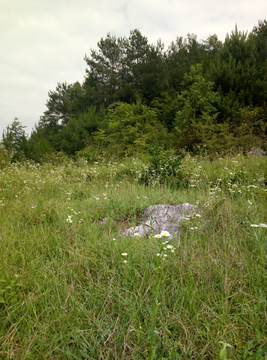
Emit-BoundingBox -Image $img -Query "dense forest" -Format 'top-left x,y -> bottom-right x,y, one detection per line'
2,20 -> 267,163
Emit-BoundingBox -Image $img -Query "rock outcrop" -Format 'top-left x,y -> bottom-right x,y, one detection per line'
121,203 -> 198,239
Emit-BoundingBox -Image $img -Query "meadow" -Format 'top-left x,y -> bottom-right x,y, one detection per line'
0,153 -> 266,359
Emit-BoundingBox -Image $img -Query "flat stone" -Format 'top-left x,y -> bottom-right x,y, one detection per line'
121,203 -> 198,239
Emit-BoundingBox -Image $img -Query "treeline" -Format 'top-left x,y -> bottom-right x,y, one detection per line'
2,20 -> 267,163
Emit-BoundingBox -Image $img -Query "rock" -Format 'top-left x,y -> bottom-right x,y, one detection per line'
100,217 -> 114,226
121,203 -> 198,239
248,147 -> 265,157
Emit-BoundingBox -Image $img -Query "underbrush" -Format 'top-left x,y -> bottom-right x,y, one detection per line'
0,154 -> 266,359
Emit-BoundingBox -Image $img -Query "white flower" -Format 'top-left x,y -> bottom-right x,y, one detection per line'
121,253 -> 127,256
154,234 -> 162,238
250,224 -> 260,227
134,232 -> 140,236
166,245 -> 173,249
113,238 -> 116,241
123,260 -> 127,263
160,230 -> 170,237
259,223 -> 267,228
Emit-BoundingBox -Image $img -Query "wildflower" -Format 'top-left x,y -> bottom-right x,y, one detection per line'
134,232 -> 140,236
162,240 -> 170,244
66,216 -> 72,223
166,245 -> 174,249
121,253 -> 127,256
250,224 -> 260,227
163,254 -> 167,257
259,223 -> 267,228
113,238 -> 116,241
160,230 -> 170,237
154,234 -> 162,238
123,260 -> 127,264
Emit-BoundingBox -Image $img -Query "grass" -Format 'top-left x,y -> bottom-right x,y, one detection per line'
0,154 -> 266,359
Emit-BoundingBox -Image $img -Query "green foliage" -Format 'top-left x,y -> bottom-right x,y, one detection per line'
140,145 -> 187,188
6,21 -> 267,164
0,144 -> 13,168
39,81 -> 86,128
76,144 -> 103,163
26,136 -> 54,163
174,64 -> 220,149
2,118 -> 27,152
0,277 -> 22,306
151,92 -> 179,130
104,100 -> 170,157
192,107 -> 267,157
58,106 -> 105,155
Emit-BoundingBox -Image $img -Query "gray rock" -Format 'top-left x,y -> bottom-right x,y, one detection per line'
100,217 -> 113,226
121,203 -> 198,239
248,147 -> 265,157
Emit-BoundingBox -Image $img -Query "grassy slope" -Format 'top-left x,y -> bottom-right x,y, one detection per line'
0,154 -> 266,359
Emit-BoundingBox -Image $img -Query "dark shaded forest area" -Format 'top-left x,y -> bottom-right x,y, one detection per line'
2,20 -> 267,163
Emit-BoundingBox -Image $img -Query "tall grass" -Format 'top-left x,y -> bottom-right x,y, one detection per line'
0,154 -> 266,359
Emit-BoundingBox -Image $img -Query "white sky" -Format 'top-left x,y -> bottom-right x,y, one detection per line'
0,0 -> 266,137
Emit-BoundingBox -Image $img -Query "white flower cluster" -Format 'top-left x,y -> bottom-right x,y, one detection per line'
250,223 -> 267,228
66,215 -> 72,223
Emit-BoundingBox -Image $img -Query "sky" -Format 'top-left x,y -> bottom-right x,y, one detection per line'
1,0 -> 266,137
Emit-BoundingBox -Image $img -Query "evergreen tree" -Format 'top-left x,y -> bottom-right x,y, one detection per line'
2,118 -> 27,152
84,33 -> 124,106
174,64 -> 220,149
39,81 -> 85,129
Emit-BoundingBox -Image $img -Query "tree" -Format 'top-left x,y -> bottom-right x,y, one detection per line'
206,25 -> 258,106
174,64 -> 220,149
39,81 -> 85,129
84,30 -> 167,106
166,33 -> 204,93
252,20 -> 267,106
84,33 -> 124,106
2,118 -> 27,152
120,30 -> 166,103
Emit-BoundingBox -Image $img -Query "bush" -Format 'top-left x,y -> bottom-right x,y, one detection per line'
140,145 -> 187,188
0,145 -> 13,169
192,107 -> 267,157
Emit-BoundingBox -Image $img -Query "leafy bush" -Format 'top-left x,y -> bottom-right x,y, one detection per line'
192,107 -> 267,157
0,145 -> 13,169
140,145 -> 187,188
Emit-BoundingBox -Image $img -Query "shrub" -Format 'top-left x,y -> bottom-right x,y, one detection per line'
140,145 -> 187,188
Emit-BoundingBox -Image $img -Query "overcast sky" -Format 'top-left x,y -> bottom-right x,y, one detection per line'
1,0 -> 266,137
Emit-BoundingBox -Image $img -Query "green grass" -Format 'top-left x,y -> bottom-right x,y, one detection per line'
0,154 -> 267,359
